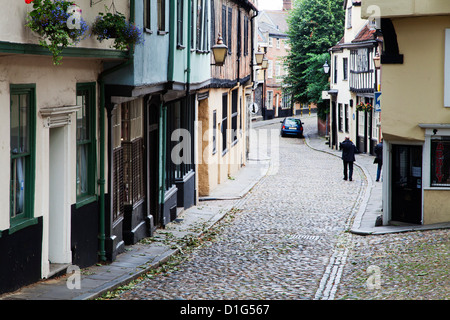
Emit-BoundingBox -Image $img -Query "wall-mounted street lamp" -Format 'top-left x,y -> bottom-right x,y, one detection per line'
373,52 -> 381,69
254,46 -> 264,66
323,60 -> 330,74
261,57 -> 268,70
211,33 -> 228,66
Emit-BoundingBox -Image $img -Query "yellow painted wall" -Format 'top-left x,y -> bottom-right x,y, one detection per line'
362,0 -> 450,18
381,16 -> 450,141
197,87 -> 247,196
423,190 -> 450,224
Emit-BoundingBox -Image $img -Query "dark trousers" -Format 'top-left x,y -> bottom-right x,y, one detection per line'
376,162 -> 382,181
343,160 -> 354,180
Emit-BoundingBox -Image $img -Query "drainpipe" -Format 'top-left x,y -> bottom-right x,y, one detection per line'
250,10 -> 259,85
97,0 -> 135,261
168,0 -> 176,82
186,0 -> 191,89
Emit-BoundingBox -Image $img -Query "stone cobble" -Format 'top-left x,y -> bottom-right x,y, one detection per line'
107,115 -> 448,301
114,119 -> 364,300
335,228 -> 449,300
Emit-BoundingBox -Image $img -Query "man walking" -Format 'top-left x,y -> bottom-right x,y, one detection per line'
340,136 -> 357,181
374,139 -> 383,182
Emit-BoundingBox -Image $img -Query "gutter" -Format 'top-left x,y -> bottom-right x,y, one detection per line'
97,0 -> 135,262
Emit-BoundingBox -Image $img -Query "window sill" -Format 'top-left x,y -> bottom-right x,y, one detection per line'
76,194 -> 98,209
157,30 -> 168,36
9,217 -> 39,235
222,148 -> 228,157
144,28 -> 153,34
177,44 -> 186,50
424,187 -> 450,191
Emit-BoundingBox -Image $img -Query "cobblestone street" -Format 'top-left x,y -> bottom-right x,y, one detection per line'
115,116 -> 367,300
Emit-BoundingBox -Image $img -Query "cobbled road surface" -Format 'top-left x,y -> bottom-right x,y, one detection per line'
116,117 -> 366,300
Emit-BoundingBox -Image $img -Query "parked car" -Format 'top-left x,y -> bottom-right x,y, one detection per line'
280,117 -> 304,138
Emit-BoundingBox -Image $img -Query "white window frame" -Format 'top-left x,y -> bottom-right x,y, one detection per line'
267,90 -> 273,110
444,29 -> 450,107
421,124 -> 450,189
268,60 -> 273,78
373,110 -> 380,140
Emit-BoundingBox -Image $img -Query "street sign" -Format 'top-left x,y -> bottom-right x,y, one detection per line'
375,92 -> 381,112
250,103 -> 259,114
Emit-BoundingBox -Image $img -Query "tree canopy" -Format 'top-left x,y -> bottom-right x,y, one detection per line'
284,0 -> 344,120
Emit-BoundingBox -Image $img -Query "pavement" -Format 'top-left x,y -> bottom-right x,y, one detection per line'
1,114 -> 448,301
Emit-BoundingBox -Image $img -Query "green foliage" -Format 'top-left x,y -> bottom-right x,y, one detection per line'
91,10 -> 143,51
25,0 -> 88,65
284,0 -> 344,120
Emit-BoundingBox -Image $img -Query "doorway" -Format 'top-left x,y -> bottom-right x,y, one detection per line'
48,126 -> 72,275
391,145 -> 423,224
147,103 -> 160,229
331,101 -> 337,149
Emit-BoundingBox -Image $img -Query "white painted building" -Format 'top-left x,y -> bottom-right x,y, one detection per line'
0,0 -> 130,294
328,0 -> 382,154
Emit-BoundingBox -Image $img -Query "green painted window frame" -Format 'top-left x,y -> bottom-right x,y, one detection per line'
9,84 -> 38,234
76,83 -> 97,207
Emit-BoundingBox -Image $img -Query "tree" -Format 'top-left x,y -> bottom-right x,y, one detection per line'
284,0 -> 344,120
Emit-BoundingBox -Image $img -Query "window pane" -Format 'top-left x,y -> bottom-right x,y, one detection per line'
10,94 -> 20,153
158,0 -> 165,31
177,0 -> 183,45
10,86 -> 34,222
112,106 -> 122,149
11,157 -> 26,218
197,0 -> 203,50
431,140 -> 450,187
144,0 -> 151,29
20,94 -> 29,153
77,94 -> 89,141
76,144 -> 89,196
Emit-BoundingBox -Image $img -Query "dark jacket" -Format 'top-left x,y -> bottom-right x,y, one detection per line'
340,139 -> 357,162
374,142 -> 383,164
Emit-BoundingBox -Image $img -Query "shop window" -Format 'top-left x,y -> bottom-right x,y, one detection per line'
430,139 -> 450,187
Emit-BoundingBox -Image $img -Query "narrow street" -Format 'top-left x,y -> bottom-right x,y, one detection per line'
115,116 -> 366,300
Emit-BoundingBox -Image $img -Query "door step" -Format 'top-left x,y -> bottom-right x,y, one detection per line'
48,263 -> 70,279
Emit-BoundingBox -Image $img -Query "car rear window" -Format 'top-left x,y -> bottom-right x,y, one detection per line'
285,119 -> 301,126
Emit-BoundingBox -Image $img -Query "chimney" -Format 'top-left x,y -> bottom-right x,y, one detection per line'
283,0 -> 292,11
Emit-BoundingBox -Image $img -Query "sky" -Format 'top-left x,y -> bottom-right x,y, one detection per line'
257,0 -> 283,11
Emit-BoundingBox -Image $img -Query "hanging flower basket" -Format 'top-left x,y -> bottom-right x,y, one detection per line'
356,102 -> 373,112
91,11 -> 143,51
25,0 -> 88,65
